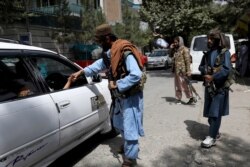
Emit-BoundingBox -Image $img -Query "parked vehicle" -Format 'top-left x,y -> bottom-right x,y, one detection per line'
140,53 -> 148,70
146,49 -> 172,70
0,41 -> 114,167
144,52 -> 151,57
189,34 -> 236,76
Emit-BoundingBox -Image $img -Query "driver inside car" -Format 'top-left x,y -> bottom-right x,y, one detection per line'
63,75 -> 75,89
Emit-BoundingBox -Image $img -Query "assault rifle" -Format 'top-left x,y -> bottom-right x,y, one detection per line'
203,51 -> 216,97
102,51 -> 125,99
183,76 -> 201,100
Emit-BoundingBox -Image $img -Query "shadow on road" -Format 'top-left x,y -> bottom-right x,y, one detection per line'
102,136 -> 124,164
151,138 -> 250,167
237,77 -> 250,86
48,134 -> 123,167
184,120 -> 209,141
151,120 -> 250,167
161,96 -> 176,103
161,97 -> 197,107
48,133 -> 102,167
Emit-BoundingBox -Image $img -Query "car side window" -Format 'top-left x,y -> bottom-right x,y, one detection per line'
225,36 -> 231,49
193,37 -> 208,51
0,57 -> 40,102
29,56 -> 88,91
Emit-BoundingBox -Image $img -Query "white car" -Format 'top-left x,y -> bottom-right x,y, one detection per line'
0,41 -> 114,167
146,49 -> 172,70
189,34 -> 236,76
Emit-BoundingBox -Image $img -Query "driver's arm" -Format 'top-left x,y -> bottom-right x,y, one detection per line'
72,58 -> 106,81
63,75 -> 75,89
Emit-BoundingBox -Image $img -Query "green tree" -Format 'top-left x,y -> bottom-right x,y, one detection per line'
211,0 -> 250,33
23,0 -> 31,32
0,0 -> 35,34
78,0 -> 106,43
0,0 -> 25,26
139,0 -> 250,44
140,0 -> 215,44
53,0 -> 74,43
80,8 -> 106,43
112,2 -> 152,48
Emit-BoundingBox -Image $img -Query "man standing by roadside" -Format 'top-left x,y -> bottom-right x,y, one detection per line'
71,24 -> 145,167
170,36 -> 196,105
199,28 -> 231,148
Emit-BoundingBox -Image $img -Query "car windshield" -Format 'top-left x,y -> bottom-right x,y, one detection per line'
149,50 -> 168,57
193,36 -> 231,51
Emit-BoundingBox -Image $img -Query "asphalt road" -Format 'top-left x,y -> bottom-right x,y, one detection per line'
49,69 -> 250,167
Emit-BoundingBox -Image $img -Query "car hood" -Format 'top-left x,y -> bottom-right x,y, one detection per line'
148,56 -> 167,61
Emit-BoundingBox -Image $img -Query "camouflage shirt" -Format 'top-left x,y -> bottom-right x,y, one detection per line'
173,46 -> 191,75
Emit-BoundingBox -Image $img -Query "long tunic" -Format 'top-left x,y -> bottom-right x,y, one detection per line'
83,52 -> 144,141
172,46 -> 193,99
199,49 -> 231,117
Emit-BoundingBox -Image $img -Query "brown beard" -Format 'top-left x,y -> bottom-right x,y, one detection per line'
102,43 -> 111,51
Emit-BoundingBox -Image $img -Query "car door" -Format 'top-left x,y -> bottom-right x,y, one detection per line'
27,53 -> 109,147
0,53 -> 60,167
190,35 -> 208,75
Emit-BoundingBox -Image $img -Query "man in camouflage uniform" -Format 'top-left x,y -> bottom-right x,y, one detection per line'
170,36 -> 195,105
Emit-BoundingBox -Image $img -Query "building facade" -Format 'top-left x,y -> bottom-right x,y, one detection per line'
101,0 -> 122,24
29,0 -> 122,24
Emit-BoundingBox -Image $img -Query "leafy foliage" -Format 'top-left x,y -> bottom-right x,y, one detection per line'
51,0 -> 105,44
52,0 -> 75,43
0,0 -> 25,26
68,0 -> 105,43
140,0 -> 250,45
112,2 -> 152,48
80,8 -> 106,43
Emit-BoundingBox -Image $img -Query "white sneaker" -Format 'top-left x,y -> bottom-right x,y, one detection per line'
201,136 -> 216,148
176,100 -> 182,104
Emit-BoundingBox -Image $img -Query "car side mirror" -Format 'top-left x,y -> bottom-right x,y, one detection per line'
92,74 -> 102,83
